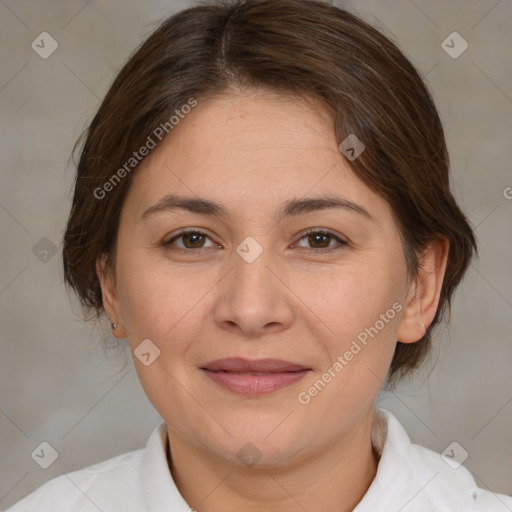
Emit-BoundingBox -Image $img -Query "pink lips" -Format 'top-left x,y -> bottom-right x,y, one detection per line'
200,357 -> 311,397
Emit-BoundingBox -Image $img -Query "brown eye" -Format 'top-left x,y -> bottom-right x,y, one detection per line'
164,230 -> 215,251
180,232 -> 207,249
295,229 -> 348,252
306,232 -> 332,249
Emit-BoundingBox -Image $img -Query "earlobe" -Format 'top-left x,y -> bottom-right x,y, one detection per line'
96,255 -> 127,338
397,239 -> 449,344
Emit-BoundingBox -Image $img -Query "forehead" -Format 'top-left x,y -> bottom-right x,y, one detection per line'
124,90 -> 390,219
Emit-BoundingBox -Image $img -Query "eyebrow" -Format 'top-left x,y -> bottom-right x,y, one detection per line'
141,193 -> 374,222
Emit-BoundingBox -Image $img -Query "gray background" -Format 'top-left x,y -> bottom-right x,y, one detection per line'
1,0 -> 511,508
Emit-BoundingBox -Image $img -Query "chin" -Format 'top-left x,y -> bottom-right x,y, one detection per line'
212,437 -> 306,470
204,419 -> 308,467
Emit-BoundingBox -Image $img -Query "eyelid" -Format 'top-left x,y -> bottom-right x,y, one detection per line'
298,227 -> 347,241
163,227 -> 215,246
164,227 -> 210,241
293,227 -> 349,250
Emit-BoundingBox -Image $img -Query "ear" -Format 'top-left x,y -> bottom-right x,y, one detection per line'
397,238 -> 449,343
96,254 -> 127,338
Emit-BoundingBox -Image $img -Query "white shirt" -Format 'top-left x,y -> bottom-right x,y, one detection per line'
7,408 -> 512,511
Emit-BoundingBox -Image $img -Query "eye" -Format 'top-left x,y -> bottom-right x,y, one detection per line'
163,229 -> 217,252
294,228 -> 348,253
162,227 -> 349,254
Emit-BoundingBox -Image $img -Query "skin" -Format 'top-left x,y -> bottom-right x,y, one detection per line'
97,88 -> 448,512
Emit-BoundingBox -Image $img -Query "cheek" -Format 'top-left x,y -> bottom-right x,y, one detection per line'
114,257 -> 210,406
290,260 -> 406,410
291,262 -> 403,343
116,254 -> 216,348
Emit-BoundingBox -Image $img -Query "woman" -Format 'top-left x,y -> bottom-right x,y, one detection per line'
8,0 -> 512,510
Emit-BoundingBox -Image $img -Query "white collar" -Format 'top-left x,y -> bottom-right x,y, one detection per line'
139,421 -> 191,511
137,408 -> 506,511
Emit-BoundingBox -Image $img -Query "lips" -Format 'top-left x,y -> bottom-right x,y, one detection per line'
200,358 -> 311,397
200,357 -> 309,373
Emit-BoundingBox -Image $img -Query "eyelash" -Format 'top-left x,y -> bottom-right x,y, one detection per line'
163,227 -> 349,255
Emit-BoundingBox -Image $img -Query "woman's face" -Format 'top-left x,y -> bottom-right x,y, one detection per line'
101,90 -> 420,467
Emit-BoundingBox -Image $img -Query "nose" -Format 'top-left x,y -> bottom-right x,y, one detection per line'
213,245 -> 294,338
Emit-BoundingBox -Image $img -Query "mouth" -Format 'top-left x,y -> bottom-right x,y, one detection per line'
200,358 -> 311,397
200,357 -> 310,373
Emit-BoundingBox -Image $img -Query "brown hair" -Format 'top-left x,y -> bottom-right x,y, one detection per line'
62,0 -> 477,388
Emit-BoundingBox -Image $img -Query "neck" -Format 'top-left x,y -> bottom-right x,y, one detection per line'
166,409 -> 380,512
